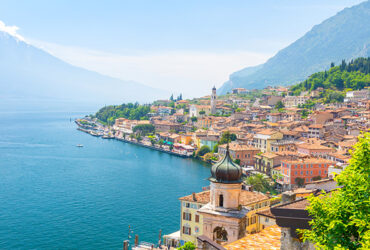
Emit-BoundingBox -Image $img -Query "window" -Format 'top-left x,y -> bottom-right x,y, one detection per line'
183,212 -> 191,221
183,226 -> 191,235
195,214 -> 200,223
219,195 -> 224,207
295,171 -> 297,175
195,226 -> 199,233
185,202 -> 190,208
265,217 -> 269,222
310,171 -> 313,175
319,170 -> 321,175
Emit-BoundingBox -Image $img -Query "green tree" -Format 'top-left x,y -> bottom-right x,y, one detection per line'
213,144 -> 219,153
300,133 -> 370,249
191,116 -> 198,122
295,177 -> 305,187
133,124 -> 155,136
197,145 -> 211,157
275,100 -> 285,109
199,110 -> 206,115
234,159 -> 241,165
244,174 -> 271,193
170,94 -> 174,101
219,131 -> 237,144
177,242 -> 196,250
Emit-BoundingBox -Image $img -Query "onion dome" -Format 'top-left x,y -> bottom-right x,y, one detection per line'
209,145 -> 242,184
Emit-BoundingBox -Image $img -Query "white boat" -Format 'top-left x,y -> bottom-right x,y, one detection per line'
76,144 -> 84,147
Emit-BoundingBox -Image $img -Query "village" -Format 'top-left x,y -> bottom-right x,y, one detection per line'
76,85 -> 369,249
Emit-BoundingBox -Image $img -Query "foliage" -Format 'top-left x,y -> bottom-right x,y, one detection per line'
290,58 -> 370,98
213,144 -> 219,153
219,131 -> 237,144
295,177 -> 305,187
234,159 -> 241,165
275,100 -> 285,109
199,110 -> 206,115
177,242 -> 196,250
191,116 -> 197,122
312,176 -> 322,181
197,145 -> 211,157
94,103 -> 151,125
133,124 -> 155,136
300,133 -> 370,249
244,174 -> 273,193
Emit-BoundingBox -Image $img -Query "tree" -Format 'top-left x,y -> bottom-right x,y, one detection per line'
199,110 -> 206,115
300,133 -> 370,249
197,145 -> 211,157
312,176 -> 322,181
244,174 -> 271,193
219,131 -> 237,144
133,124 -> 155,136
213,144 -> 219,153
177,242 -> 195,250
295,177 -> 305,187
275,100 -> 285,109
158,139 -> 164,148
234,159 -> 241,165
191,116 -> 197,122
170,94 -> 174,101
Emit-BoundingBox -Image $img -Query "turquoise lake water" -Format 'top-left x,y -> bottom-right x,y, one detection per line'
0,111 -> 210,249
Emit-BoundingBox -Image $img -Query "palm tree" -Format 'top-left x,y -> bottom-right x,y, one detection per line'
244,174 -> 270,192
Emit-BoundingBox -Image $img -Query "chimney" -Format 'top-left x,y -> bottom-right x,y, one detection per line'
281,191 -> 296,204
192,192 -> 197,201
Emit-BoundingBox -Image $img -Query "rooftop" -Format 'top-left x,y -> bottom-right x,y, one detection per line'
224,225 -> 281,250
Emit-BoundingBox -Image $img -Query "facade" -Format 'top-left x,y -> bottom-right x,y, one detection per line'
279,158 -> 334,186
211,86 -> 217,114
282,95 -> 309,108
296,141 -> 334,157
253,129 -> 283,153
308,124 -> 324,138
179,192 -> 209,244
344,89 -> 370,102
218,143 -> 260,166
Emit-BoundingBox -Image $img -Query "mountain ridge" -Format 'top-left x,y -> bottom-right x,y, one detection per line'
0,32 -> 168,107
219,0 -> 370,94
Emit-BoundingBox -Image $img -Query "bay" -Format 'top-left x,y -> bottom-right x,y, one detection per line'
0,111 -> 210,249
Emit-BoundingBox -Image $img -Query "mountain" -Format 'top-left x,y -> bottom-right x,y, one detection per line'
219,0 -> 370,94
0,32 -> 168,109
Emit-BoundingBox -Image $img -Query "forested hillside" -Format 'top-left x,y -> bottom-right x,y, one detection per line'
94,103 -> 151,125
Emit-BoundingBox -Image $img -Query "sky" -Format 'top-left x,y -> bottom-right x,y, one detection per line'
0,0 -> 366,97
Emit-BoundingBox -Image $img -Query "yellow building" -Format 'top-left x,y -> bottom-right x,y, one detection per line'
180,134 -> 193,145
178,192 -> 209,244
253,129 -> 283,153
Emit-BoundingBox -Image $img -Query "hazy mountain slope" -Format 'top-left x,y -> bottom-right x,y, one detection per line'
219,0 -> 370,94
0,32 -> 168,106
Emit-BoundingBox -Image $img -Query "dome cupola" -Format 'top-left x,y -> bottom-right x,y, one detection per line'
209,145 -> 242,184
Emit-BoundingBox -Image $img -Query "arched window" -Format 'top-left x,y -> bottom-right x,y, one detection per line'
213,227 -> 228,242
219,194 -> 224,207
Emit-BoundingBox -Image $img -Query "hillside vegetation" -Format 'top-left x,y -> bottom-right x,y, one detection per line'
290,57 -> 370,103
94,103 -> 151,125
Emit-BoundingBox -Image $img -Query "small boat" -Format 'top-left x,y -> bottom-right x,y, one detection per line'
76,144 -> 84,147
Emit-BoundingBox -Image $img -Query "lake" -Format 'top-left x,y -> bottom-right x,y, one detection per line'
0,111 -> 210,249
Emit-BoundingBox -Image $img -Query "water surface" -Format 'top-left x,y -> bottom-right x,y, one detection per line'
0,111 -> 210,249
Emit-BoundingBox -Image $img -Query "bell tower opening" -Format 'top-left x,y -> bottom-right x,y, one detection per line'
219,194 -> 224,207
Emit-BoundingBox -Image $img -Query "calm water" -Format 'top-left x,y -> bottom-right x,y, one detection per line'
0,111 -> 210,249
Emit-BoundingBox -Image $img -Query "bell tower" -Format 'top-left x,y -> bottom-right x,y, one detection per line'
198,145 -> 248,244
211,86 -> 217,114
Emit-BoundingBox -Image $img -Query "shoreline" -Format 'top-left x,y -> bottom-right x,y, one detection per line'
76,122 -> 193,158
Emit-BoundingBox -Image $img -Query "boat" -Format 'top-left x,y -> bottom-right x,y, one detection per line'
76,144 -> 84,147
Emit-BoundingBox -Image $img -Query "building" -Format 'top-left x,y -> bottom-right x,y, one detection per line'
211,86 -> 217,114
296,141 -> 334,157
232,88 -> 249,94
197,146 -> 269,244
189,105 -> 212,117
218,143 -> 260,166
344,89 -> 370,102
282,95 -> 309,108
308,124 -> 324,138
253,129 -> 283,153
279,158 -> 334,187
179,192 -> 209,244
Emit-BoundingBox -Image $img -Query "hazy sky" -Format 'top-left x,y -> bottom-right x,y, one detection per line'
0,0 -> 365,97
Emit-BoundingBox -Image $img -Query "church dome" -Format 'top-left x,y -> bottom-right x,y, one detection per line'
209,146 -> 242,184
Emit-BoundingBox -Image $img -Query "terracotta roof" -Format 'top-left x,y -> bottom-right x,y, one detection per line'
256,129 -> 279,135
179,190 -> 268,206
297,143 -> 333,151
278,198 -> 309,210
219,143 -> 259,152
309,124 -> 324,129
224,225 -> 281,250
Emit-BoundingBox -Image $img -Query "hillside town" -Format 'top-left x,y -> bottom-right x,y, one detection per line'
76,85 -> 369,249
